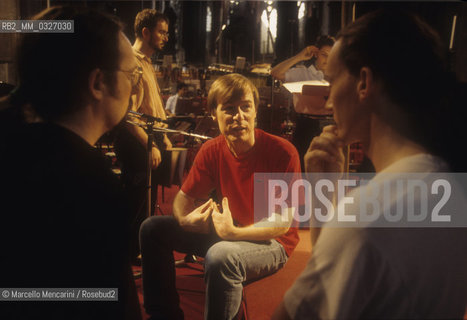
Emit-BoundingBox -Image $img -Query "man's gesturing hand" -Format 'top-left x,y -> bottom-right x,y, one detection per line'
212,197 -> 237,240
179,198 -> 214,234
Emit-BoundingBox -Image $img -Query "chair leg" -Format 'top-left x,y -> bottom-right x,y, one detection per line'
175,254 -> 202,267
153,184 -> 164,216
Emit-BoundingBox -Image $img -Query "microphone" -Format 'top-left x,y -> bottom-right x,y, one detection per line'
128,110 -> 169,124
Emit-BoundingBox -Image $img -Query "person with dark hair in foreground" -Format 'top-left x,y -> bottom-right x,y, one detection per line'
273,10 -> 467,320
0,6 -> 141,320
140,73 -> 301,320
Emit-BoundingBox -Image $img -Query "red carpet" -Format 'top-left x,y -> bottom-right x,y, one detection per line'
133,184 -> 312,320
126,131 -> 314,318
132,185 -> 467,320
133,251 -> 207,320
134,237 -> 311,320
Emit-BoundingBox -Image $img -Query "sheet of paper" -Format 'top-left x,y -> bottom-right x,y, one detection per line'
282,80 -> 329,94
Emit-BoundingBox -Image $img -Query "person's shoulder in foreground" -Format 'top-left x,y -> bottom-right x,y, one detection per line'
273,8 -> 467,320
0,5 -> 141,320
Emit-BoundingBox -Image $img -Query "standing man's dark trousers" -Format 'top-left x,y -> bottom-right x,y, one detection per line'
114,126 -> 168,263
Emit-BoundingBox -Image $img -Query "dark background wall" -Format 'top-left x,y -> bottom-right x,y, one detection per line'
1,1 -> 466,84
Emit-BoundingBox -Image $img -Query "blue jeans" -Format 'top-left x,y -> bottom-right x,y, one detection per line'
139,215 -> 288,320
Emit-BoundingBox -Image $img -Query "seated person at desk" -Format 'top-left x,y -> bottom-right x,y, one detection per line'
273,10 -> 467,320
165,82 -> 198,134
139,73 -> 301,320
165,82 -> 188,116
271,36 -> 335,168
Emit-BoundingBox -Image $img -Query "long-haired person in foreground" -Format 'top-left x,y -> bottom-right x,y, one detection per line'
273,9 -> 467,320
0,6 -> 141,320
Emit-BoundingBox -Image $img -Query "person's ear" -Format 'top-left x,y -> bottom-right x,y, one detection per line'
88,68 -> 105,101
211,104 -> 219,121
142,27 -> 151,40
357,67 -> 374,101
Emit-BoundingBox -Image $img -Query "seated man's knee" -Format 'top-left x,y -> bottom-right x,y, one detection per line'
204,242 -> 242,280
139,216 -> 175,243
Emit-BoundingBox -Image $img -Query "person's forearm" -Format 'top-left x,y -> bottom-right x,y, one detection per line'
223,209 -> 294,241
173,191 -> 194,225
270,54 -> 303,81
125,122 -> 149,149
225,224 -> 290,241
165,109 -> 174,117
174,191 -> 213,233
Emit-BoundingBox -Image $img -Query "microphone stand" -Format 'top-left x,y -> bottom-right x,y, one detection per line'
128,110 -> 164,218
127,111 -> 212,267
144,117 -> 155,218
127,111 -> 212,218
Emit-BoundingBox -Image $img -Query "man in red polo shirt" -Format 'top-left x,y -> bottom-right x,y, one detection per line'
140,73 -> 301,320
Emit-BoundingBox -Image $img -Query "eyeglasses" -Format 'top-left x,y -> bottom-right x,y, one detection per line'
118,67 -> 143,89
158,30 -> 169,38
